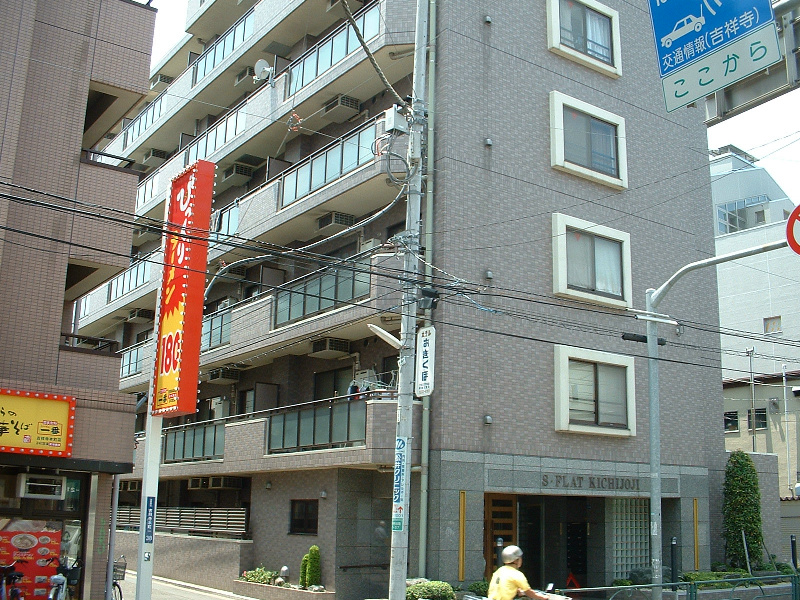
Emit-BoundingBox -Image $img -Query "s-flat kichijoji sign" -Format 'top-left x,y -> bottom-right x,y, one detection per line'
151,160 -> 215,416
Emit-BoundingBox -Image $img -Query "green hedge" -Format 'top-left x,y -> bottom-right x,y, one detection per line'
406,581 -> 456,600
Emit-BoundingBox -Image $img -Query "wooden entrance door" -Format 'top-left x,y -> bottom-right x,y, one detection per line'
484,494 -> 517,580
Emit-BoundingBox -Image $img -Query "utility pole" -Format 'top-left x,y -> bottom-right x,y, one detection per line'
387,0 -> 428,598
746,347 -> 756,451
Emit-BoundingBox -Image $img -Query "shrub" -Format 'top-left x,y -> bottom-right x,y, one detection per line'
467,580 -> 489,596
611,579 -> 632,587
775,562 -> 795,575
241,567 -> 278,585
723,450 -> 763,568
406,580 -> 456,600
307,545 -> 322,587
300,553 -> 309,587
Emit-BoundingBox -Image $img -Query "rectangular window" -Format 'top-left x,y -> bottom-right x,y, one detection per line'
764,316 -> 782,334
552,213 -> 632,308
290,499 -> 319,534
550,91 -> 627,189
724,411 -> 739,433
548,0 -> 621,76
555,345 -> 635,436
748,408 -> 767,431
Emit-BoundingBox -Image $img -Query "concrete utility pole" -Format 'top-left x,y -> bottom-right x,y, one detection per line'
643,239 -> 787,594
387,0 -> 428,598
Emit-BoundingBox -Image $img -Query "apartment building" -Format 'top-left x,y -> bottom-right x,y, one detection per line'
74,0 -> 748,595
0,1 -> 156,599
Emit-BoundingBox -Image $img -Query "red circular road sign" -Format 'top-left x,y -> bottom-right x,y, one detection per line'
788,203 -> 800,256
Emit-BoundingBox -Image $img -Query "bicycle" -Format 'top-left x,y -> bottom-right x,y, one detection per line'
112,555 -> 126,600
0,560 -> 26,600
47,557 -> 81,600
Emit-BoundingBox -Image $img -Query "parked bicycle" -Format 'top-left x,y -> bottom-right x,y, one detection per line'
0,560 -> 26,600
47,557 -> 81,600
111,555 -> 126,600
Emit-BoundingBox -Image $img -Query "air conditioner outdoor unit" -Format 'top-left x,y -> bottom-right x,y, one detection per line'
209,476 -> 243,490
359,238 -> 381,252
235,66 -> 256,87
17,474 -> 67,500
188,477 -> 210,490
317,212 -> 355,235
127,308 -> 155,323
207,367 -> 241,384
220,163 -> 254,188
143,148 -> 168,167
322,95 -> 360,123
150,73 -> 174,92
217,297 -> 237,309
310,337 -> 351,358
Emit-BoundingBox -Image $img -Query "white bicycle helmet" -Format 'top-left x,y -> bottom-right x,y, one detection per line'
501,545 -> 523,564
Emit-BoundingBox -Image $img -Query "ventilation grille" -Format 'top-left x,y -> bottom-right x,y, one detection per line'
310,338 -> 351,358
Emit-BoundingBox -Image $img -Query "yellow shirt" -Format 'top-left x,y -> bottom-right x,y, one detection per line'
488,565 -> 531,600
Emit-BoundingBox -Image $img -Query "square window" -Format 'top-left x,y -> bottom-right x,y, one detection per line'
724,411 -> 739,433
547,0 -> 622,77
290,499 -> 319,535
552,213 -> 632,308
747,408 -> 767,431
764,316 -> 782,334
554,345 -> 635,436
550,91 -> 628,189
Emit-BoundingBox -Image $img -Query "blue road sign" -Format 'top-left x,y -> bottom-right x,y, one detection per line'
648,0 -> 776,77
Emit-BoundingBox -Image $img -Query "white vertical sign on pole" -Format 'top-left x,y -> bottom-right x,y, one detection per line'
415,326 -> 435,397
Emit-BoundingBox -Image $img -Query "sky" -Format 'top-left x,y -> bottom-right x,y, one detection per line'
147,0 -> 800,206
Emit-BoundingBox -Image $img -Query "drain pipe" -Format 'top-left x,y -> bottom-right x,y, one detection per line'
417,0 -> 436,579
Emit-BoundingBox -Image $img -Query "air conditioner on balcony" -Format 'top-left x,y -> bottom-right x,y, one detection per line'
150,73 -> 174,92
143,148 -> 168,167
219,264 -> 247,279
127,308 -> 155,323
188,477 -> 210,490
326,0 -> 362,12
317,212 -> 355,235
134,226 -> 161,243
322,95 -> 360,123
209,476 -> 243,490
17,474 -> 67,500
359,238 -> 381,252
310,338 -> 351,358
234,66 -> 256,87
207,367 -> 241,384
120,480 -> 142,492
219,163 -> 254,190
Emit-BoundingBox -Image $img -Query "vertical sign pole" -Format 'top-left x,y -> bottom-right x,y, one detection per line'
135,399 -> 162,600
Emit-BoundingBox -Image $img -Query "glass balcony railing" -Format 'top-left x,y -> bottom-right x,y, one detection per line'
268,393 -> 367,453
108,252 -> 155,302
275,259 -> 370,326
184,105 -> 246,166
136,171 -> 161,209
210,203 -> 239,245
287,3 -> 380,98
120,340 -> 151,378
281,119 -> 376,207
201,308 -> 232,350
192,10 -> 255,86
163,420 -> 225,462
122,92 -> 166,150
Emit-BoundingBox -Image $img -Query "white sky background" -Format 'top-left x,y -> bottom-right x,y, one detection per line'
148,0 -> 800,206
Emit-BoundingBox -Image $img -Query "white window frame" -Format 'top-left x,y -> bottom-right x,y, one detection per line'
723,410 -> 739,433
550,91 -> 628,189
554,345 -> 636,436
552,213 -> 632,308
547,0 -> 622,77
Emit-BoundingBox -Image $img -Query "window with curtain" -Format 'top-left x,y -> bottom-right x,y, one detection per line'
566,227 -> 623,298
560,0 -> 613,64
568,359 -> 627,428
563,107 -> 618,177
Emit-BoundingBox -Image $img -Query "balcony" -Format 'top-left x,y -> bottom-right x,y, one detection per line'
119,339 -> 155,393
201,308 -> 232,351
131,391 -> 419,476
116,505 -> 247,538
191,11 -> 255,87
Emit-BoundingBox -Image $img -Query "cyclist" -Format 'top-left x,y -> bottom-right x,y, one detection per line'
488,546 -> 550,600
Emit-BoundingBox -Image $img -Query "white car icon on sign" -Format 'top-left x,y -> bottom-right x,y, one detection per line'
660,12 -> 705,47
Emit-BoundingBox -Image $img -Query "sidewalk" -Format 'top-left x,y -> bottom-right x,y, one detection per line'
117,571 -> 259,600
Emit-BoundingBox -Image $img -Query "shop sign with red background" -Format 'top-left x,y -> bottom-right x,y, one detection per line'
0,520 -> 62,598
152,160 -> 215,416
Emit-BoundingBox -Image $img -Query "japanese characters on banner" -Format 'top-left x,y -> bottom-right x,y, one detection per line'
0,390 -> 75,457
0,519 -> 62,599
152,160 -> 215,416
414,326 -> 435,397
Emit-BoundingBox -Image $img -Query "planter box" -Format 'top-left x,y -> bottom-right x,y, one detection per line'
233,580 -> 336,600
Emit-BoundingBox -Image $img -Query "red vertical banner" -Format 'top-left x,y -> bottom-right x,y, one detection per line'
152,160 -> 215,416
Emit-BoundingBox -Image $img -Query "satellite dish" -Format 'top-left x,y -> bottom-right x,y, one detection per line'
253,59 -> 274,86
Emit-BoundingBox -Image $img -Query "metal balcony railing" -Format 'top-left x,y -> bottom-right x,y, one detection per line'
60,333 -> 119,356
192,9 -> 255,86
116,506 -> 248,537
119,340 -> 151,378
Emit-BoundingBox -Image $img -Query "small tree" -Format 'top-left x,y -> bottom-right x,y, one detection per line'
307,545 -> 321,586
723,450 -> 763,567
299,553 -> 309,587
